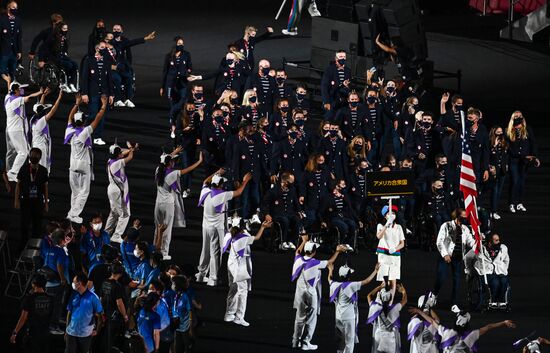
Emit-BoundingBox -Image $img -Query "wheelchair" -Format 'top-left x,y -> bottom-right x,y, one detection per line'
467,272 -> 511,313
29,57 -> 78,90
412,212 -> 438,252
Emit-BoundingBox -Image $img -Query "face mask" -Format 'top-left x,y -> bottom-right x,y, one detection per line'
295,119 -> 305,127
176,45 -> 184,52
29,157 -> 40,165
276,77 -> 285,84
280,106 -> 289,113
226,59 -> 234,66
261,124 -> 269,129
193,92 -> 203,100
337,58 -> 346,66
171,284 -> 177,291
329,130 -> 338,137
495,133 -> 503,138
492,243 -> 501,250
349,101 -> 359,108
9,8 -> 18,16
455,104 -> 464,111
261,67 -> 270,76
338,185 -> 347,192
222,111 -> 229,118
367,96 -> 377,105
459,216 -> 468,224
421,121 -> 431,129
296,93 -> 306,100
412,104 -> 419,110
214,115 -> 224,123
323,128 -> 330,135
100,48 -> 110,56
359,167 -> 368,173
61,30 -> 68,36
386,87 -> 395,94
353,144 -> 362,151
133,249 -> 141,257
435,188 -> 444,194
113,31 -> 122,38
71,282 -> 78,291
248,96 -> 257,103
92,223 -> 102,231
437,163 -> 447,170
513,117 -> 523,126
288,131 -> 298,139
230,98 -> 239,105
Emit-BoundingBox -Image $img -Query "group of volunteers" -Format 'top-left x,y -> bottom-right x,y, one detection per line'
3,1 -> 544,353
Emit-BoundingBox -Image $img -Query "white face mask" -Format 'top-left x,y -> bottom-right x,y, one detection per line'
72,282 -> 78,291
171,284 -> 177,291
92,223 -> 103,231
133,249 -> 141,258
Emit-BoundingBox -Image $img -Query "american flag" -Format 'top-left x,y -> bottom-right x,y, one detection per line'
459,119 -> 482,254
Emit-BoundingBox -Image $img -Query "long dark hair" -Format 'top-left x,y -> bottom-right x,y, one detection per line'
53,22 -> 69,54
155,157 -> 172,186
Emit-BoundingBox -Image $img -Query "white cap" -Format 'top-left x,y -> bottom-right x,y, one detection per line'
109,144 -> 121,155
33,103 -> 52,114
160,153 -> 172,164
230,217 -> 242,228
9,82 -> 28,91
338,265 -> 354,278
451,305 -> 471,326
304,241 -> 319,253
212,174 -> 227,185
417,292 -> 437,310
74,111 -> 84,123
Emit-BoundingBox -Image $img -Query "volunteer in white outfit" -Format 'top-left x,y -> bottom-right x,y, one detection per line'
375,204 -> 405,299
30,88 -> 63,173
64,94 -> 107,223
196,170 -> 251,286
407,292 -> 439,353
222,218 -> 271,327
106,140 -> 139,243
5,83 -> 44,182
411,304 -> 516,353
328,263 -> 379,353
366,281 -> 407,353
154,147 -> 203,260
291,234 -> 345,351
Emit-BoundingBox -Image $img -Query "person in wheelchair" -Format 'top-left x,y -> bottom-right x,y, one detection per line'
474,233 -> 510,309
261,172 -> 302,251
321,179 -> 357,252
42,22 -> 79,93
28,13 -> 63,66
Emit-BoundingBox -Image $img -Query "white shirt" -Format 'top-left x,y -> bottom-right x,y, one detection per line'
31,116 -> 49,148
436,220 -> 476,258
376,223 -> 405,250
5,95 -> 27,132
332,280 -> 361,321
201,186 -> 233,229
66,125 -> 93,173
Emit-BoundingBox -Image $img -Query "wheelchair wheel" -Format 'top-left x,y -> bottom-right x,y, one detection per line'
262,222 -> 281,253
504,285 -> 512,312
467,275 -> 490,312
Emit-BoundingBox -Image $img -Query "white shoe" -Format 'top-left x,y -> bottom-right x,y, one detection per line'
227,216 -> 233,228
282,29 -> 298,36
233,318 -> 250,327
206,280 -> 216,287
163,255 -> 172,260
516,203 -> 527,212
281,242 -> 290,250
489,302 -> 498,309
182,190 -> 189,198
301,342 -> 318,351
60,84 -> 71,93
224,314 -> 235,322
509,204 -> 516,213
492,212 -> 501,220
406,228 -> 412,235
68,216 -> 83,224
114,100 -> 126,107
170,131 -> 175,139
93,138 -> 106,145
195,273 -> 206,283
288,242 -> 296,250
110,234 -> 123,243
498,302 -> 507,308
125,99 -> 135,108
251,214 -> 261,224
308,1 -> 321,17
69,84 -> 78,93
292,341 -> 301,349
343,244 -> 354,252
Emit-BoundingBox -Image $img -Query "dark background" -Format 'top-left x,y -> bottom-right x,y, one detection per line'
1,1 -> 549,353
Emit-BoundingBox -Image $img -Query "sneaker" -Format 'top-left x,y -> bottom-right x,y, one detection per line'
288,242 -> 296,250
292,341 -> 301,349
170,131 -> 175,139
69,84 -> 78,93
301,342 -> 318,351
93,138 -> 106,145
125,99 -> 135,108
114,100 -> 126,107
308,1 -> 322,17
233,318 -> 250,327
60,84 -> 71,93
163,255 -> 172,261
343,244 -> 354,252
195,273 -> 206,283
281,242 -> 290,250
516,203 -> 527,212
68,215 -> 83,224
406,228 -> 412,235
282,29 -> 298,36
251,213 -> 261,224
182,190 -> 189,198
224,314 -> 235,322
509,204 -> 516,213
206,279 -> 216,287
492,212 -> 501,220
49,327 -> 64,335
498,302 -> 507,308
110,234 -> 123,243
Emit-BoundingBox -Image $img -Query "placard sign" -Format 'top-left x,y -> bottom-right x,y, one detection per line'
366,171 -> 415,197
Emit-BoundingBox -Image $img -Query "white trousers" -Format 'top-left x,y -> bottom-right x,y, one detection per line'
67,170 -> 91,223
293,292 -> 318,345
154,201 -> 174,256
336,318 -> 356,353
197,226 -> 224,284
106,184 -> 130,238
6,130 -> 30,182
225,273 -> 248,320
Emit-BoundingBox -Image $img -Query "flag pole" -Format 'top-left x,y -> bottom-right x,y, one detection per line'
275,0 -> 288,20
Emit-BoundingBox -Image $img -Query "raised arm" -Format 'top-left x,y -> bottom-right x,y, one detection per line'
479,320 -> 515,336
90,96 -> 108,131
295,234 -> 308,256
375,34 -> 397,55
408,307 -> 439,329
253,220 -> 272,241
203,168 -> 224,185
361,263 -> 380,286
44,89 -> 64,122
180,151 -> 203,175
23,87 -> 44,103
327,262 -> 334,282
232,173 -> 252,198
68,95 -> 81,124
327,245 -> 345,266
398,284 -> 407,306
367,283 -> 384,305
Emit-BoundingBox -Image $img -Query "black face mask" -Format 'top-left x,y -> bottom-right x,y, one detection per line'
193,92 -> 203,100
9,8 -> 18,16
455,104 -> 464,112
295,119 -> 305,127
230,98 -> 239,105
491,243 -> 501,250
386,86 -> 395,94
296,93 -> 306,100
359,167 -> 368,173
113,31 -> 122,38
412,104 -> 419,110
421,121 -> 432,129
337,58 -> 346,66
513,117 -> 523,126
226,59 -> 234,66
29,157 -> 40,165
100,48 -> 110,57
61,30 -> 68,36
288,131 -> 298,139
280,106 -> 289,113
329,130 -> 338,137
437,163 -> 447,170
276,77 -> 285,85
222,111 -> 229,118
322,128 -> 330,135
349,101 -> 359,108
459,216 -> 468,225
176,45 -> 184,52
249,96 -> 257,103
435,188 -> 444,195
367,96 -> 377,105
353,144 -> 362,151
261,67 -> 270,76
214,115 -> 224,123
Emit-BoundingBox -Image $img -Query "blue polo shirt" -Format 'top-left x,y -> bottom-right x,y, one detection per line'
172,291 -> 192,332
43,245 -> 69,287
40,235 -> 53,260
137,308 -> 161,353
144,267 -> 161,289
66,289 -> 103,337
134,260 -> 152,283
120,240 -> 140,277
80,230 -> 110,272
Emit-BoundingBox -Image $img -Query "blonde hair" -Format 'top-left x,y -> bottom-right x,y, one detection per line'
506,110 -> 528,141
229,49 -> 245,61
220,90 -> 238,105
244,25 -> 257,34
242,89 -> 258,106
347,135 -> 368,158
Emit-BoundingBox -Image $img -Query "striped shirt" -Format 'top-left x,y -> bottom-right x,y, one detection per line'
337,69 -> 345,85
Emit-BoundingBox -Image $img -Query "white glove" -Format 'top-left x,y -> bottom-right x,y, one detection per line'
388,247 -> 396,254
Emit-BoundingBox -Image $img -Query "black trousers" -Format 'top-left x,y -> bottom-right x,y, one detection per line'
20,199 -> 44,251
175,330 -> 193,353
23,333 -> 50,353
